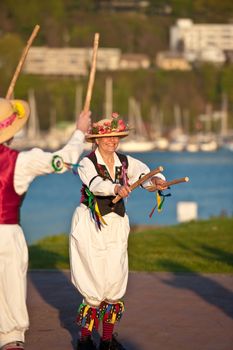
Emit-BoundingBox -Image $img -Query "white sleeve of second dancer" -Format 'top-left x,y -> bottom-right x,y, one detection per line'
14,130 -> 85,195
127,155 -> 165,188
78,157 -> 116,196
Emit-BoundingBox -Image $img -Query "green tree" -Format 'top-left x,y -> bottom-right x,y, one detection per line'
197,64 -> 220,104
220,65 -> 233,106
0,33 -> 23,95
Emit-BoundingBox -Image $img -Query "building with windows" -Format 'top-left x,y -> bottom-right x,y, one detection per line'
23,47 -> 121,76
120,53 -> 150,69
156,51 -> 191,70
170,19 -> 233,63
23,46 -> 152,75
98,1 -> 149,12
23,47 -> 88,76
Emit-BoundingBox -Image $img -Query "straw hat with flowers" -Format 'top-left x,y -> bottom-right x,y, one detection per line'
0,98 -> 30,144
86,112 -> 129,142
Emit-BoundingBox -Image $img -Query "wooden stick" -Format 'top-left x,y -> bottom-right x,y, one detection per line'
146,176 -> 189,192
165,176 -> 189,187
6,24 -> 40,99
83,33 -> 99,112
112,166 -> 164,204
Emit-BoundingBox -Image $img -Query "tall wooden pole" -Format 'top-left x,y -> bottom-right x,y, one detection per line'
6,24 -> 40,99
83,33 -> 99,112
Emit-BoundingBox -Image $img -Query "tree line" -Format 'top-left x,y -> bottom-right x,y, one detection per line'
0,0 -> 232,131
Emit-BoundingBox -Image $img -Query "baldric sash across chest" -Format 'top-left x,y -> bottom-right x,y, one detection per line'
81,151 -> 128,217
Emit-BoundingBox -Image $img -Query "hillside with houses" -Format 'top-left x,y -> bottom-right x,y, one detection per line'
0,0 -> 233,151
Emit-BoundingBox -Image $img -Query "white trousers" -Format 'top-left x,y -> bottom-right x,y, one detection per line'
0,225 -> 29,347
70,205 -> 130,307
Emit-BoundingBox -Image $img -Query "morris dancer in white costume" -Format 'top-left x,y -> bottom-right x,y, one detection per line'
0,97 -> 91,350
70,113 -> 167,350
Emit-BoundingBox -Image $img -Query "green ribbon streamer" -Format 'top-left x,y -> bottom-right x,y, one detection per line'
85,187 -> 95,211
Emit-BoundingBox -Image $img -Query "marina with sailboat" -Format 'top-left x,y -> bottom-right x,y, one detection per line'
10,77 -> 232,154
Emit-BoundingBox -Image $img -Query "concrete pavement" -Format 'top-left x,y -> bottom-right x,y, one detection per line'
26,271 -> 233,350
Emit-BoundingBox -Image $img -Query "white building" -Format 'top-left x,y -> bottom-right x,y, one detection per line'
92,48 -> 121,71
23,47 -> 88,76
156,51 -> 191,70
23,47 -> 121,76
170,19 -> 233,63
120,53 -> 150,69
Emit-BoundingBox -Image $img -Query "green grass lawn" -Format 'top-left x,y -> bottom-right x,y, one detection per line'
29,217 -> 233,273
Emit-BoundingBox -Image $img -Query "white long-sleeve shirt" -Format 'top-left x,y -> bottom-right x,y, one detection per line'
78,148 -> 165,196
14,129 -> 85,195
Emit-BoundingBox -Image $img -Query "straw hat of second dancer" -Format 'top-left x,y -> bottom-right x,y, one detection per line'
0,97 -> 30,143
86,112 -> 129,142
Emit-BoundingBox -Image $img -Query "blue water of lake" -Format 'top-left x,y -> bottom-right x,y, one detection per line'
21,149 -> 233,244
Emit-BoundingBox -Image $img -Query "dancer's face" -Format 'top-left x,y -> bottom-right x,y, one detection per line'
96,136 -> 120,154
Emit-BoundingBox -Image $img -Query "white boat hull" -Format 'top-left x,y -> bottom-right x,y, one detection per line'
119,140 -> 155,152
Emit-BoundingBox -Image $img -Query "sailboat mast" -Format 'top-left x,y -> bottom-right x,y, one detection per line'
27,88 -> 40,139
104,76 -> 113,117
75,85 -> 83,119
221,93 -> 228,138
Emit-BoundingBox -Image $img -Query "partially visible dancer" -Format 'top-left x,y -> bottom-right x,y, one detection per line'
70,113 -> 167,350
0,97 -> 91,350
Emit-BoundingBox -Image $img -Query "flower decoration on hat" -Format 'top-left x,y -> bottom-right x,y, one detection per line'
13,101 -> 26,119
0,98 -> 30,144
91,113 -> 128,136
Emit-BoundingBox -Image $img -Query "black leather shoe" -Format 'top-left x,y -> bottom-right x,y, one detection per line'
77,336 -> 97,350
99,334 -> 126,350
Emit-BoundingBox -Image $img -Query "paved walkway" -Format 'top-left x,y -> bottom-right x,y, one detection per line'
26,271 -> 233,350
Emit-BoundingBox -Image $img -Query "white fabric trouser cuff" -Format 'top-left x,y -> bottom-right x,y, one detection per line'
0,330 -> 25,348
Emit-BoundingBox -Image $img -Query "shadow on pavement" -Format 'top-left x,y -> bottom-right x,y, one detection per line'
29,246 -> 81,349
158,260 -> 233,319
28,246 -> 140,349
155,233 -> 233,319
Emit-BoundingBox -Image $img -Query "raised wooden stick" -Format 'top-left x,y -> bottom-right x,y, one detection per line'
83,33 -> 99,112
6,24 -> 40,99
112,166 -> 164,204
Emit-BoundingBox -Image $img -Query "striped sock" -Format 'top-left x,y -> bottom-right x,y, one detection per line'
80,327 -> 92,340
94,318 -> 99,330
80,319 -> 99,341
102,321 -> 114,341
